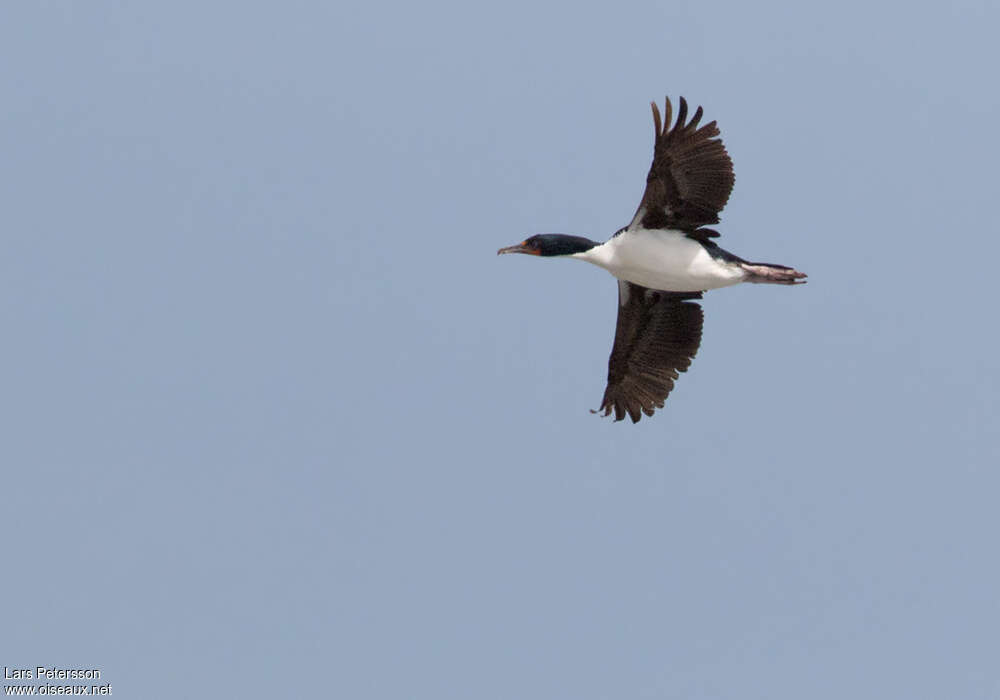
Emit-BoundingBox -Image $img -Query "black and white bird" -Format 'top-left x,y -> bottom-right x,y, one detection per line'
498,97 -> 806,422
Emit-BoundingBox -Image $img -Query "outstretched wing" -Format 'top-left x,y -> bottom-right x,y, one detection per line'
628,97 -> 735,235
597,281 -> 704,423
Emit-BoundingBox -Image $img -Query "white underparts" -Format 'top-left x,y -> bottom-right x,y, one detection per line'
571,228 -> 746,292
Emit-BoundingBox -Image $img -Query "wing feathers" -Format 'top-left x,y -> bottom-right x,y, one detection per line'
630,97 -> 735,234
597,282 -> 704,423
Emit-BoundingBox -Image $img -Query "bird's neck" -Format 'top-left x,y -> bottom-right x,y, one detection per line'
540,234 -> 601,256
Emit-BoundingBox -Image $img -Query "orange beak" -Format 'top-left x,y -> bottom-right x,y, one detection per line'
497,241 -> 539,256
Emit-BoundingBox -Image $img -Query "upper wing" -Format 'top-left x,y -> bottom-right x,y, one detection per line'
627,97 -> 735,235
597,281 -> 704,423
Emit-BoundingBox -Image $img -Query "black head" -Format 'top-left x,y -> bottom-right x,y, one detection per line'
497,234 -> 599,257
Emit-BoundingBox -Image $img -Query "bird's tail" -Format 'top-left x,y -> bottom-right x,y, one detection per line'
740,262 -> 807,285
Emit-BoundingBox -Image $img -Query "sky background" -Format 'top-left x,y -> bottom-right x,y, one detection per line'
2,1 -> 998,698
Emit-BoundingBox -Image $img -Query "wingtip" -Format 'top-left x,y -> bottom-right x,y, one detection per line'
675,97 -> 688,130
651,95 -> 717,134
689,104 -> 704,130
592,402 -> 644,423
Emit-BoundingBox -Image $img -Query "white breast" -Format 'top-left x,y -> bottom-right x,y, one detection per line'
572,228 -> 746,292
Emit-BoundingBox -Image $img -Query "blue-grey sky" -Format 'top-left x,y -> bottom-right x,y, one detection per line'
2,2 -> 998,698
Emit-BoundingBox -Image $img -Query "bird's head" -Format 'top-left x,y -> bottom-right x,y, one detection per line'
497,234 -> 598,257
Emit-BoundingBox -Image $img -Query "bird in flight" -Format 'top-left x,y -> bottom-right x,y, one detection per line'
498,97 -> 806,422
